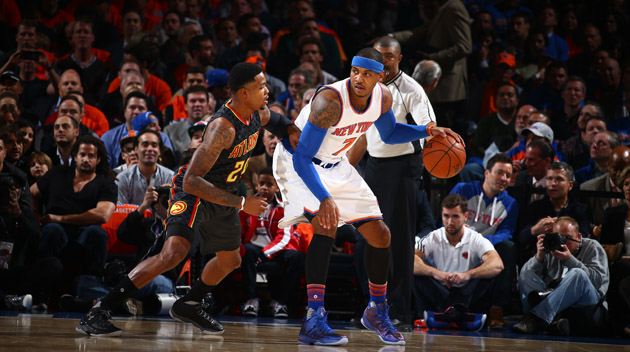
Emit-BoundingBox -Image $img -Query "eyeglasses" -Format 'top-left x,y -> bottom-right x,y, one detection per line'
122,148 -> 135,154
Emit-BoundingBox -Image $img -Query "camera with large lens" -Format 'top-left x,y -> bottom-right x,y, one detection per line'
153,186 -> 171,208
543,233 -> 567,251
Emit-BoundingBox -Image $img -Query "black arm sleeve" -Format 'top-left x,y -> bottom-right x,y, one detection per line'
263,110 -> 295,138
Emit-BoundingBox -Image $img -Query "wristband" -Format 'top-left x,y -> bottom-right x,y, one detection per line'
239,196 -> 245,210
426,124 -> 434,136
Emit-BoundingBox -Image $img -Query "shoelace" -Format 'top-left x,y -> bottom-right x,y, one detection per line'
313,311 -> 337,335
376,305 -> 397,334
195,304 -> 214,322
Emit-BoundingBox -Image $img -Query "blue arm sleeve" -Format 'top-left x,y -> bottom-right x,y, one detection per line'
292,121 -> 331,202
373,109 -> 430,144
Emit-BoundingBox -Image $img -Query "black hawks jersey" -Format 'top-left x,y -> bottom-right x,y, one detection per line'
202,101 -> 261,193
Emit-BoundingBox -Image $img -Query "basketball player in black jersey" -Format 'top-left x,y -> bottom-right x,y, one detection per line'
77,63 -> 300,336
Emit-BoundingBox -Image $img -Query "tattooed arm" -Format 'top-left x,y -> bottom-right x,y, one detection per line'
292,89 -> 342,230
183,118 -> 267,215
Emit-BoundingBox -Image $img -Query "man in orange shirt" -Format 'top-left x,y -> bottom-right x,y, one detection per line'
163,67 -> 205,125
43,69 -> 109,137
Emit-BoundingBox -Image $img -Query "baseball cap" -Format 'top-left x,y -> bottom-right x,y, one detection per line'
0,71 -> 20,83
206,69 -> 229,87
132,111 -> 159,131
119,130 -> 138,147
521,122 -> 554,143
495,52 -> 515,68
188,120 -> 208,137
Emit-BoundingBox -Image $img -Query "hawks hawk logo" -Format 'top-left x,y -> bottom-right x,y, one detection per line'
170,201 -> 187,215
462,252 -> 469,259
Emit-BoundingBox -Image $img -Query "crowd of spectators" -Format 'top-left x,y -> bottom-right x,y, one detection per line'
0,0 -> 628,339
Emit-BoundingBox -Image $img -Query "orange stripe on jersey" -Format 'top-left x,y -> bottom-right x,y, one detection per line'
225,100 -> 250,126
188,197 -> 201,227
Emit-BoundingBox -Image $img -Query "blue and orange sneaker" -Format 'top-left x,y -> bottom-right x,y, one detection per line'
361,301 -> 405,345
298,307 -> 348,346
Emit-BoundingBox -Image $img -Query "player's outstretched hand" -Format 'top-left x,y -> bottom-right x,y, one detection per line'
429,124 -> 466,148
243,196 -> 268,216
317,197 -> 339,230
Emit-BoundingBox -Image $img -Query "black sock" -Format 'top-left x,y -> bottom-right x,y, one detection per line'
100,276 -> 138,310
306,234 -> 334,284
182,279 -> 214,303
364,244 -> 390,284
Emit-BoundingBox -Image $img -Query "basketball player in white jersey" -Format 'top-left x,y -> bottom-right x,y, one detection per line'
273,47 -> 463,346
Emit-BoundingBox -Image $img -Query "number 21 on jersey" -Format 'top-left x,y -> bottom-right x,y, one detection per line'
227,158 -> 250,183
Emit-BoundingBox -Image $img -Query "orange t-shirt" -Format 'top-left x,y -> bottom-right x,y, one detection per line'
44,103 -> 110,137
107,73 -> 173,112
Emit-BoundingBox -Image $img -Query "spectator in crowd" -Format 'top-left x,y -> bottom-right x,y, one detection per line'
449,153 -> 518,329
0,128 -> 35,219
31,135 -> 117,277
597,166 -> 630,336
27,151 -> 52,185
563,112 -> 607,171
175,34 -> 216,88
245,46 -> 285,101
462,83 -> 519,182
525,60 -> 567,113
575,131 -> 620,186
113,131 -> 138,175
581,146 -> 630,227
514,216 -> 609,336
550,76 -> 586,142
1,124 -> 24,170
214,18 -> 237,59
536,6 -> 568,62
187,120 -> 207,150
390,0 -> 472,131
594,57 -> 625,121
412,60 -> 442,94
507,120 -> 556,176
515,140 -> 555,205
98,68 -> 146,127
298,37 -> 337,86
45,115 -> 78,166
0,91 -> 20,127
479,52 -> 518,119
568,24 -> 603,80
164,85 -> 213,161
276,68 -> 312,120
506,11 -> 532,62
218,15 -> 266,72
206,68 -> 230,108
240,167 -> 305,318
101,92 -> 172,169
56,19 -> 112,106
518,162 -> 589,263
40,69 -> 109,137
0,171 -> 61,312
414,194 -> 504,331
106,9 -> 143,68
116,129 -> 173,206
163,67 -> 205,124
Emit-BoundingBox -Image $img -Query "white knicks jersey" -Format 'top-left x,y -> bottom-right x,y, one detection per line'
295,78 -> 384,164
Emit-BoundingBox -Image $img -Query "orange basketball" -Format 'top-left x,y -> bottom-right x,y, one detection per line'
422,134 -> 466,179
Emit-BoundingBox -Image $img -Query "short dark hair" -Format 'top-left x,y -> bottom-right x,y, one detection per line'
236,13 -> 258,32
55,114 -> 79,129
228,62 -> 263,93
124,91 -> 148,109
528,139 -> 555,160
186,66 -> 205,77
188,34 -> 213,55
486,153 -> 513,171
299,36 -> 324,56
119,58 -> 140,71
185,85 -> 210,103
71,135 -> 115,179
511,10 -> 532,24
60,94 -> 84,111
259,167 -> 274,178
441,193 -> 468,213
289,68 -> 314,85
134,129 -> 163,148
354,47 -> 384,64
548,161 -> 574,182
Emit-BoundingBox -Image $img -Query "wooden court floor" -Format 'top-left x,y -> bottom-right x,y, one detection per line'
1,313 -> 628,351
